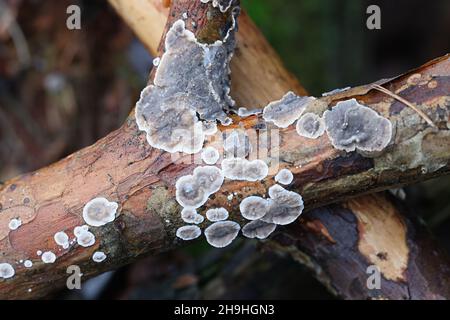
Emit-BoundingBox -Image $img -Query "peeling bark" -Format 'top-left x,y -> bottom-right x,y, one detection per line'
0,0 -> 449,299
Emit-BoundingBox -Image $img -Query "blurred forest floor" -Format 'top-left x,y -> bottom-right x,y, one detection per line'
0,0 -> 449,299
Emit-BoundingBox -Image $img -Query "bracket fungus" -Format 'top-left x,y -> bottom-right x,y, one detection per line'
82,197 -> 118,227
223,129 -> 251,158
274,168 -> 294,185
0,263 -> 15,279
176,166 -> 224,209
263,91 -> 316,128
181,208 -> 205,224
323,98 -> 393,153
201,146 -> 220,165
135,20 -> 235,154
8,218 -> 22,230
204,220 -> 240,248
92,251 -> 107,263
261,184 -> 304,225
176,225 -> 202,241
239,196 -> 269,220
206,207 -> 229,222
296,113 -> 325,139
221,158 -> 268,181
242,220 -> 277,239
41,251 -> 56,264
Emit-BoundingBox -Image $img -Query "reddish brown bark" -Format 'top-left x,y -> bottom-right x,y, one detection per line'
0,0 -> 448,300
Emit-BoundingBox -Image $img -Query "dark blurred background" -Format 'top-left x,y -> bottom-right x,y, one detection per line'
0,0 -> 449,299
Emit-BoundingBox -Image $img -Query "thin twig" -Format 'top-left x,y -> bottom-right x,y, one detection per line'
372,83 -> 436,128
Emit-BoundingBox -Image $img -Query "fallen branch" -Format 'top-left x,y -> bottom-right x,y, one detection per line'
0,0 -> 449,299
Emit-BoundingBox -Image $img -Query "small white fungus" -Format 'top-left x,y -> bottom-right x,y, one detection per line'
76,229 -> 96,248
203,121 -> 218,136
176,166 -> 224,209
323,98 -> 393,153
223,130 -> 251,158
239,196 -> 269,221
36,250 -> 42,256
82,197 -> 118,227
262,92 -> 315,128
41,251 -> 56,264
24,260 -> 33,268
261,185 -> 304,225
152,57 -> 161,67
8,218 -> 22,230
296,113 -> 325,139
204,221 -> 241,248
0,263 -> 15,279
206,208 -> 229,222
221,158 -> 269,181
74,225 -> 89,237
201,146 -> 220,165
274,168 -> 294,185
54,231 -> 70,249
242,220 -> 277,239
92,251 -> 107,263
181,208 -> 205,224
176,225 -> 202,241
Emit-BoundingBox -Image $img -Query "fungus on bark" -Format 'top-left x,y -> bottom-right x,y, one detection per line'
274,168 -> 294,185
176,225 -> 202,240
135,19 -> 236,154
54,231 -> 69,249
8,218 -> 22,230
41,251 -> 56,264
0,263 -> 15,279
75,229 -> 96,248
323,98 -> 393,153
92,252 -> 107,263
23,260 -> 33,268
221,158 -> 268,181
206,207 -> 229,222
204,220 -> 240,248
82,197 -> 118,227
223,129 -> 251,158
242,220 -> 277,239
263,92 -> 315,128
201,146 -> 220,165
181,208 -> 205,224
261,184 -> 304,225
239,196 -> 269,220
296,113 -> 325,139
176,166 -> 224,209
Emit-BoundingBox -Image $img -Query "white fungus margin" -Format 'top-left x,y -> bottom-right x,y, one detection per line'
41,251 -> 56,264
82,197 -> 118,227
176,225 -> 202,241
274,168 -> 294,185
0,263 -> 15,279
204,220 -> 240,248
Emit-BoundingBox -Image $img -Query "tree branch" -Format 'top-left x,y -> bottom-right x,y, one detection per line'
0,0 -> 448,299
